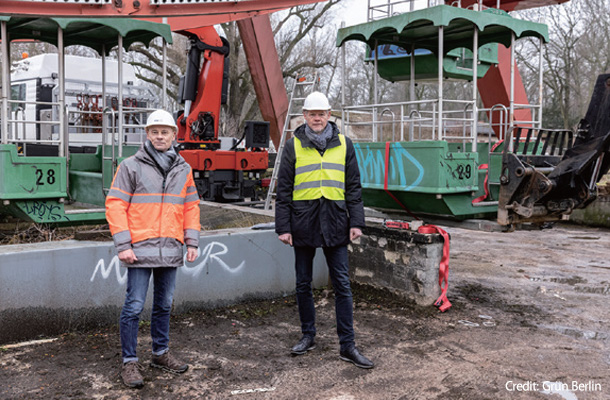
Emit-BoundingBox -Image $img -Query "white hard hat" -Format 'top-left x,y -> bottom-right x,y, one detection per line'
303,91 -> 331,111
146,109 -> 177,130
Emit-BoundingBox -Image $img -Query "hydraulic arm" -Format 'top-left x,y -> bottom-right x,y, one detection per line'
498,74 -> 610,227
176,27 -> 269,203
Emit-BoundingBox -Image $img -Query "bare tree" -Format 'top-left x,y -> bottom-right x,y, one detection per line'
274,1 -> 340,77
219,21 -> 261,137
515,0 -> 610,129
128,35 -> 187,110
123,2 -> 342,138
334,41 -> 402,107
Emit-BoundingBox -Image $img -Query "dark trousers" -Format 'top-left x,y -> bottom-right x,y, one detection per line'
293,245 -> 355,351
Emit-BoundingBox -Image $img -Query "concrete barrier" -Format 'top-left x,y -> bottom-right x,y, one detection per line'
0,229 -> 328,345
569,196 -> 610,228
349,223 -> 445,306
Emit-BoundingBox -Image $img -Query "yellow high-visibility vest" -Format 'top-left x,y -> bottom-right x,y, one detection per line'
293,134 -> 346,201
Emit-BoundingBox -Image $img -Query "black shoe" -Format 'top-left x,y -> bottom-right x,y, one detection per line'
340,347 -> 374,369
291,336 -> 316,355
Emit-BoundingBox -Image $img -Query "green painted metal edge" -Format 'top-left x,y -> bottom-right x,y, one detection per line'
353,140 -> 504,219
1,16 -> 172,55
0,144 -> 67,200
376,51 -> 493,81
0,200 -> 106,225
69,171 -> 105,207
367,44 -> 498,65
337,5 -> 548,53
360,189 -> 497,220
366,44 -> 498,81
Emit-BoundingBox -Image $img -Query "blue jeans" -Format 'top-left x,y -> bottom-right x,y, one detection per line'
294,245 -> 355,352
120,267 -> 177,364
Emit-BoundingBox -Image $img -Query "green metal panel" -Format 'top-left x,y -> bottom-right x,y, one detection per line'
367,44 -> 498,82
0,144 -> 107,223
0,16 -> 172,55
0,144 -> 67,200
69,145 -> 140,206
0,144 -> 143,224
372,45 -> 497,82
0,200 -> 105,224
353,141 -> 500,219
0,199 -> 69,223
354,141 -> 477,194
69,148 -> 102,172
337,5 -> 548,51
69,171 -> 105,207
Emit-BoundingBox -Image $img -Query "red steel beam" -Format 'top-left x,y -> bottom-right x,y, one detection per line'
0,0 -> 324,23
237,14 -> 288,149
477,45 -> 532,137
460,0 -> 567,136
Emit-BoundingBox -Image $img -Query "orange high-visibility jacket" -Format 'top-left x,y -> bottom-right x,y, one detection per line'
105,146 -> 200,268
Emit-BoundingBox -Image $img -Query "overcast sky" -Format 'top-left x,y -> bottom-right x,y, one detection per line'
337,0 -> 435,26
337,0 -> 368,26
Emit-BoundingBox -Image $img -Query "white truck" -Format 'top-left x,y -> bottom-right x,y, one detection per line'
9,53 -> 155,146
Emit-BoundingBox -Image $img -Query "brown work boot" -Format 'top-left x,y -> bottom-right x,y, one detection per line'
121,361 -> 144,388
150,351 -> 188,374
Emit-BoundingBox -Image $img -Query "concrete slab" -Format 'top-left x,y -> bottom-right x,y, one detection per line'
0,228 -> 328,344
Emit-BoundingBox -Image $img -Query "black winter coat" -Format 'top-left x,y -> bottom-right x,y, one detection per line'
274,121 -> 365,248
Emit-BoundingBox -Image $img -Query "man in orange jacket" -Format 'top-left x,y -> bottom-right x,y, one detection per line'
105,109 -> 201,388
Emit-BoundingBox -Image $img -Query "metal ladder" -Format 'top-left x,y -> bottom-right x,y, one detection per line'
264,73 -> 319,211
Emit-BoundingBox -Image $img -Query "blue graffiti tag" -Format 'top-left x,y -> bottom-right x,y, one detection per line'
354,144 -> 424,191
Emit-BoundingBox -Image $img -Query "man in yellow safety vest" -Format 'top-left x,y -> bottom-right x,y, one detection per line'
275,91 -> 374,369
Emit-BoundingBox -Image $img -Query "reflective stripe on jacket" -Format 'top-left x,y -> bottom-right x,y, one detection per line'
293,134 -> 346,201
105,146 -> 200,268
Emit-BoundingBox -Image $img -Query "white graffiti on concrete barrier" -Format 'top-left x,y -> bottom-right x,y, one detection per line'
90,255 -> 127,285
90,241 -> 245,284
183,241 -> 245,277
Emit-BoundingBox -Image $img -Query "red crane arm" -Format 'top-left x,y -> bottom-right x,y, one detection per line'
175,26 -> 226,146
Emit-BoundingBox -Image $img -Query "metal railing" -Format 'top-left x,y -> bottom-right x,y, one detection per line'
2,97 -> 151,153
342,98 -> 478,151
367,0 -> 443,21
481,104 -> 509,141
5,99 -> 62,144
512,103 -> 542,131
367,0 -> 499,22
101,108 -> 117,195
66,106 -> 149,145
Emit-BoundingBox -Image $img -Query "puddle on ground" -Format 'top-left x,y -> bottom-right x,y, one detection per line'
539,324 -> 609,341
567,236 -> 601,240
549,276 -> 587,285
586,265 -> 610,271
574,285 -> 610,295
